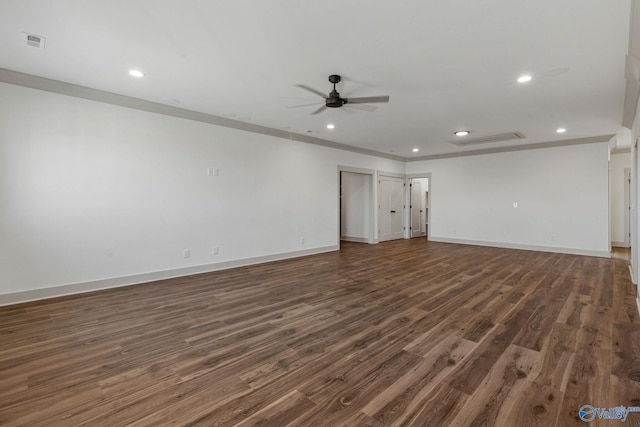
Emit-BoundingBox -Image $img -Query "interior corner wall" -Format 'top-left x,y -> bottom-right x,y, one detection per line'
610,152 -> 631,246
405,143 -> 610,256
632,93 -> 640,285
0,82 -> 405,303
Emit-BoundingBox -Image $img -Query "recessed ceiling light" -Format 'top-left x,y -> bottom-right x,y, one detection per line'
412,148 -> 419,152
556,128 -> 566,133
326,123 -> 335,129
454,131 -> 470,136
517,74 -> 532,83
129,69 -> 145,78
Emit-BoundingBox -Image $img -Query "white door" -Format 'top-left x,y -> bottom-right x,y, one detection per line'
378,176 -> 404,241
410,180 -> 422,238
625,168 -> 631,247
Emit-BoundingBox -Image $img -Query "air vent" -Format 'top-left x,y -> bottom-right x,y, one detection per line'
25,33 -> 46,49
449,132 -> 525,146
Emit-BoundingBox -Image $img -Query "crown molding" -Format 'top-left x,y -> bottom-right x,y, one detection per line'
407,135 -> 613,162
0,67 -> 406,162
0,67 -> 616,163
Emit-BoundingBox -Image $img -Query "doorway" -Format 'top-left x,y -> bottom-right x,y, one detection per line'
409,177 -> 429,238
338,167 -> 375,246
378,175 -> 405,241
340,171 -> 372,243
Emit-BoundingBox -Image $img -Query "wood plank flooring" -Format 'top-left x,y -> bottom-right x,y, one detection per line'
1,239 -> 639,426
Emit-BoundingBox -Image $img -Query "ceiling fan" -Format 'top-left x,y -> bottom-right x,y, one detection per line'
293,75 -> 390,115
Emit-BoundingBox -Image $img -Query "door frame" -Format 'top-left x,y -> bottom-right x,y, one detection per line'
406,173 -> 432,240
409,179 -> 423,238
337,166 -> 376,245
626,167 -> 631,248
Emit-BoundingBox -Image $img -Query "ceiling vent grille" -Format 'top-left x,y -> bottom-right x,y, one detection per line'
25,33 -> 45,49
449,132 -> 525,146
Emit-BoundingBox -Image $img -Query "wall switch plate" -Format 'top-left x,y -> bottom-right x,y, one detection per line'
513,202 -> 518,208
183,249 -> 190,258
212,246 -> 219,255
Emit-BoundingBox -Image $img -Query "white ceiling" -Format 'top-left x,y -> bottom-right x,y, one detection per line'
0,0 -> 632,159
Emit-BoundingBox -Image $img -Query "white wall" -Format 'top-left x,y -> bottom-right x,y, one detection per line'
610,152 -> 631,246
0,81 -> 618,304
406,143 -> 610,256
631,94 -> 640,284
0,82 -> 404,303
340,172 -> 370,242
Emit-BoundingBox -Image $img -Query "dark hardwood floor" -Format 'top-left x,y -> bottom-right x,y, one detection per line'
1,239 -> 640,426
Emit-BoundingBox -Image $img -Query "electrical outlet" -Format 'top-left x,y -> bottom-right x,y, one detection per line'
212,246 -> 219,255
300,237 -> 305,245
183,249 -> 190,258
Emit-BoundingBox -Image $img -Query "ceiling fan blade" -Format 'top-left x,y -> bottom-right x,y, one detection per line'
295,84 -> 328,99
345,104 -> 377,112
310,105 -> 328,115
288,102 -> 322,109
346,95 -> 390,104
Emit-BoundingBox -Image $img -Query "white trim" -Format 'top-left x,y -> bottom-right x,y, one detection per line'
408,135 -> 614,161
0,245 -> 338,307
613,147 -> 632,154
340,236 -> 369,243
378,170 -> 406,179
612,240 -> 629,247
428,236 -> 610,258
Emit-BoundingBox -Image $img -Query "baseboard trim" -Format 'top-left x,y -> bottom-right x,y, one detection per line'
340,236 -> 369,243
612,241 -> 629,248
428,236 -> 610,258
0,245 -> 339,307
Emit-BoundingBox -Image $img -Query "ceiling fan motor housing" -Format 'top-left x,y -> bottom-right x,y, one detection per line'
326,90 -> 345,108
326,75 -> 345,107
